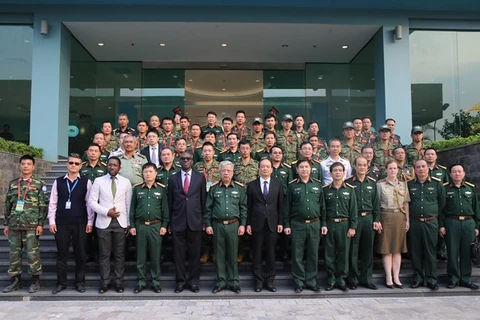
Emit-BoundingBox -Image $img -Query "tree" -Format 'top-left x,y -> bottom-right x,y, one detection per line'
439,110 -> 480,140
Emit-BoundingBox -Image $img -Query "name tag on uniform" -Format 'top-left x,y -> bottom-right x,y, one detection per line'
15,200 -> 25,211
65,201 -> 72,210
206,181 -> 212,192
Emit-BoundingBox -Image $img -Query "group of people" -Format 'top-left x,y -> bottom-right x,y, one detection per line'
2,109 -> 479,295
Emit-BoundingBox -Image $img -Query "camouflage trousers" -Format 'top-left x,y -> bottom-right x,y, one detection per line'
7,229 -> 42,276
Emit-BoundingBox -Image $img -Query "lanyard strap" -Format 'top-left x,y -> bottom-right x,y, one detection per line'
17,178 -> 32,200
66,178 -> 79,200
203,167 -> 214,181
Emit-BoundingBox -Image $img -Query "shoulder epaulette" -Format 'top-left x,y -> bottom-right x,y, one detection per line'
431,176 -> 441,182
133,182 -> 143,188
220,150 -> 227,154
101,162 -> 107,166
290,160 -> 298,165
312,159 -> 321,164
136,153 -> 147,159
82,161 -> 87,164
465,181 -> 476,188
234,181 -> 244,187
195,146 -> 202,149
288,179 -> 297,184
215,147 -> 222,152
345,182 -> 356,188
323,183 -> 332,189
157,182 -> 166,188
367,176 -> 377,182
438,164 -> 447,170
257,148 -> 264,152
283,163 -> 291,168
443,182 -> 449,186
312,178 -> 322,183
211,181 -> 220,187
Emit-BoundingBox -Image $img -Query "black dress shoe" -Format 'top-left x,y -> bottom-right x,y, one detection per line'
212,286 -> 224,294
115,284 -> 124,293
99,284 -> 109,294
52,284 -> 66,294
361,283 -> 378,290
325,284 -> 335,291
265,284 -> 277,292
446,281 -> 458,289
174,284 -> 184,293
337,284 -> 349,292
393,282 -> 403,289
134,285 -> 144,294
427,283 -> 439,291
190,285 -> 200,293
385,283 -> 394,289
461,282 -> 480,290
231,285 -> 241,293
306,285 -> 321,292
152,285 -> 162,293
75,283 -> 86,293
294,286 -> 303,293
410,282 -> 423,289
348,283 -> 357,290
254,286 -> 262,292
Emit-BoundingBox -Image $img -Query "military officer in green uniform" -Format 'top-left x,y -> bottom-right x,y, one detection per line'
407,160 -> 445,290
3,155 -> 48,293
373,125 -> 395,169
118,135 -> 148,186
218,132 -> 241,163
200,111 -> 223,138
173,138 -> 188,167
284,159 -> 326,293
361,145 -> 382,180
156,147 -> 180,187
270,146 -> 293,195
340,121 -> 362,165
393,147 -> 415,181
293,141 -> 324,183
406,126 -> 431,165
80,143 -> 107,182
254,131 -> 276,161
205,160 -> 247,294
346,157 -> 380,290
129,163 -> 169,294
113,113 -> 137,137
385,118 -> 402,147
308,135 -> 329,162
440,164 -> 480,290
323,162 -> 358,291
193,132 -> 221,163
361,116 -> 377,145
82,132 -> 110,163
277,114 -> 300,164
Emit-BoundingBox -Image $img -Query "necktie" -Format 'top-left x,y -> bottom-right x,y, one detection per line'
111,176 -> 117,198
263,180 -> 268,200
151,147 -> 158,166
184,172 -> 190,194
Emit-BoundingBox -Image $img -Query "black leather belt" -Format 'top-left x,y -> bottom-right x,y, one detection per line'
214,218 -> 239,225
136,219 -> 162,226
359,211 -> 372,217
328,217 -> 349,223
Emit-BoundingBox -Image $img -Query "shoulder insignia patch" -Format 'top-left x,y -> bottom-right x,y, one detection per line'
288,179 -> 297,184
133,183 -> 143,188
438,164 -> 447,169
312,159 -> 321,164
367,176 -> 376,182
234,181 -> 244,187
431,176 -> 441,182
323,183 -> 332,189
312,178 -> 322,183
443,182 -> 449,186
157,182 -> 166,188
465,181 -> 475,188
291,160 -> 298,165
211,181 -> 220,187
345,182 -> 356,188
101,162 -> 107,166
283,163 -> 291,168
377,178 -> 386,183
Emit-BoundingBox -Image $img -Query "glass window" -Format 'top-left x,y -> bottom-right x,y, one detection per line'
410,30 -> 480,141
0,25 -> 33,143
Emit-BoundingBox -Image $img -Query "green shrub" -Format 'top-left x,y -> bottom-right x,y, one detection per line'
0,138 -> 43,158
431,134 -> 480,151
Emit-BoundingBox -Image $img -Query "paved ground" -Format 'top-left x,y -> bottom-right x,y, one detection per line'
1,296 -> 480,319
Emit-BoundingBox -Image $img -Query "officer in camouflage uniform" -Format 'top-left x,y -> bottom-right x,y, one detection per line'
158,117 -> 176,149
393,147 -> 415,181
250,117 -> 265,157
284,160 -> 326,293
80,143 -> 107,182
340,121 -> 362,165
173,138 -> 188,167
323,162 -> 358,292
232,110 -> 252,141
176,116 -> 191,140
101,121 -> 119,153
308,135 -> 329,162
129,163 -> 169,294
186,124 -> 204,153
294,115 -> 308,142
254,131 -> 276,161
3,155 -> 48,293
205,161 -> 247,294
406,126 -> 431,165
361,116 -> 377,145
440,164 -> 480,290
277,114 -> 300,164
218,132 -> 241,163
216,117 -> 234,152
385,118 -> 402,147
372,125 -> 395,169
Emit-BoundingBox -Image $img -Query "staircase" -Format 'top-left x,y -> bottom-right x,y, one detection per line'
1,159 -> 480,300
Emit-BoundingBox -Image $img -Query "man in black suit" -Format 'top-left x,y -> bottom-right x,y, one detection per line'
140,130 -> 162,167
167,151 -> 206,293
246,158 -> 284,292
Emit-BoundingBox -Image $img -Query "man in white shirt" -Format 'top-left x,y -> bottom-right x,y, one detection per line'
321,138 -> 352,186
140,130 -> 161,167
88,156 -> 132,294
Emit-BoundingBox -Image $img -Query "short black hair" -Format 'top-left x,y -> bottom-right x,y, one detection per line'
19,154 -> 35,165
330,162 -> 345,173
137,119 -> 148,126
222,117 -> 233,123
300,141 -> 313,149
308,121 -> 319,128
264,131 -> 276,139
206,111 -> 217,117
296,159 -> 311,169
385,118 -> 396,123
202,141 -> 215,150
258,158 -> 273,168
162,117 -> 174,124
449,163 -> 465,173
294,115 -> 304,121
142,162 -> 157,172
88,143 -> 101,152
238,139 -> 251,148
146,129 -> 160,137
227,132 -> 238,139
424,147 -> 437,154
180,116 -> 190,122
107,156 -> 121,166
191,123 -> 201,130
102,120 -> 113,127
265,114 -> 276,121
236,110 -> 246,117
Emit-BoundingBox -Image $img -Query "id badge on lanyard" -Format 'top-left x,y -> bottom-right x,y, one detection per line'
15,178 -> 32,212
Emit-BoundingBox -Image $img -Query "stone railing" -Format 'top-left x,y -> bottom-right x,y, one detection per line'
0,151 -> 53,216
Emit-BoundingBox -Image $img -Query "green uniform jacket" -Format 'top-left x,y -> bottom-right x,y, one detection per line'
429,164 -> 449,184
323,182 -> 358,229
407,177 -> 446,218
254,147 -> 271,161
440,181 -> 480,229
82,150 -> 109,163
232,125 -> 252,141
129,182 -> 169,228
345,175 -> 380,222
204,181 -> 247,227
291,159 -> 324,185
193,147 -> 221,163
156,164 -> 181,187
284,178 -> 326,228
272,163 -> 292,195
80,161 -> 107,182
201,125 -> 223,139
218,149 -> 241,163
4,176 -> 48,230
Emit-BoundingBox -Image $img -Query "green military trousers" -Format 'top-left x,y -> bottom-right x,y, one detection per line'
8,229 -> 42,276
325,220 -> 350,286
409,218 -> 438,285
135,222 -> 163,286
348,214 -> 374,286
291,219 -> 320,288
213,221 -> 240,288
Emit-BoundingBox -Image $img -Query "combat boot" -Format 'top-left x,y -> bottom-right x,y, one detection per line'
2,275 -> 21,293
28,275 -> 40,293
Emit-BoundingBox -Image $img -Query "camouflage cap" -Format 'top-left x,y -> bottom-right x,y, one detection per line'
411,126 -> 423,134
252,117 -> 263,124
379,124 -> 391,132
282,114 -> 293,121
342,121 -> 354,129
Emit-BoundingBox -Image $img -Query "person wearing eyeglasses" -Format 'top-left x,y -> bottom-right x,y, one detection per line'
48,153 -> 94,294
167,152 -> 206,293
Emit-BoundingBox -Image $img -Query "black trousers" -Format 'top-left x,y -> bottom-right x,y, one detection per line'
172,228 -> 202,286
96,219 -> 126,286
54,223 -> 87,286
252,222 -> 277,285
